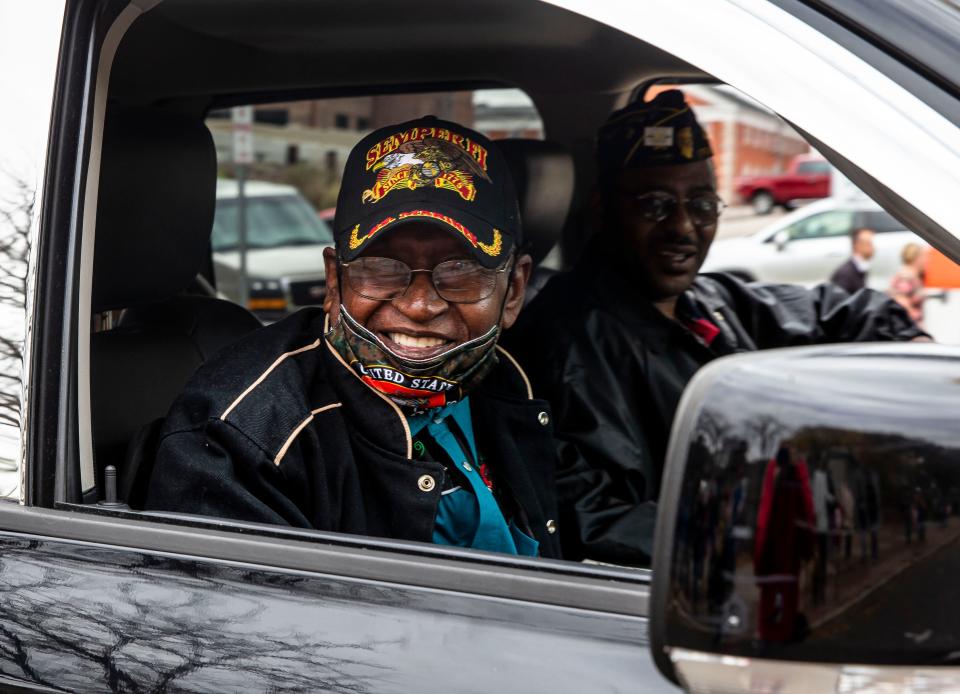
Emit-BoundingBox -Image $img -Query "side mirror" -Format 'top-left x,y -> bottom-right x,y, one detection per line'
650,343 -> 960,691
774,229 -> 790,251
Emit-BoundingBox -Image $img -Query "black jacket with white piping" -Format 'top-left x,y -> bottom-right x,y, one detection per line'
144,308 -> 562,559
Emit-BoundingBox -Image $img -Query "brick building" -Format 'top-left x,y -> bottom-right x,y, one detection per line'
208,92 -> 475,177
275,92 -> 475,132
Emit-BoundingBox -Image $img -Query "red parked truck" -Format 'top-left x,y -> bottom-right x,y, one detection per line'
735,153 -> 832,214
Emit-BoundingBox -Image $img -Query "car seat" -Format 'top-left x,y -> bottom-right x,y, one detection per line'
496,139 -> 575,304
90,108 -> 262,507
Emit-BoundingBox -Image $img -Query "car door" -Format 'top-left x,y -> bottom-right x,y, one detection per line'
795,159 -> 832,199
758,208 -> 856,285
0,3 -> 663,691
0,508 -> 658,692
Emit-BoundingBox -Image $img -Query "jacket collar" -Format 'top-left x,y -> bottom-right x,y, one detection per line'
575,241 -> 679,338
575,240 -> 731,350
481,345 -> 534,400
322,314 -> 413,459
321,314 -> 535,458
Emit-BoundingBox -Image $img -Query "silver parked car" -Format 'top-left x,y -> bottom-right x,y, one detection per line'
212,179 -> 333,317
702,196 -> 926,290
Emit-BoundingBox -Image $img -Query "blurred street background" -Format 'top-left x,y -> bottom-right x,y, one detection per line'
2,83 -> 959,498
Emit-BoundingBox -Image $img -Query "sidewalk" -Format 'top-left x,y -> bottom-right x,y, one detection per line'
809,518 -> 960,635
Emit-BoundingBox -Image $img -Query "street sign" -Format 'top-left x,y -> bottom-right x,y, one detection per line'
231,106 -> 254,165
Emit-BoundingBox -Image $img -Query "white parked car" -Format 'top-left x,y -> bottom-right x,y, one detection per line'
212,179 -> 333,317
702,197 -> 926,290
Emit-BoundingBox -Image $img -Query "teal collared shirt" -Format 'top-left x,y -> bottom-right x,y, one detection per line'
407,398 -> 538,557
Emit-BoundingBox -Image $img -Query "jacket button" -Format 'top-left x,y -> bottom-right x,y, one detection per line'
417,475 -> 436,492
537,411 -> 550,426
546,519 -> 557,534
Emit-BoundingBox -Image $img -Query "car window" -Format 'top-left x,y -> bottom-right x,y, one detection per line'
859,209 -> 905,234
211,195 -> 333,252
795,160 -> 831,175
785,210 -> 856,240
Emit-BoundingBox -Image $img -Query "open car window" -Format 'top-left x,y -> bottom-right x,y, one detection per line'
26,0 -> 959,578
786,210 -> 856,240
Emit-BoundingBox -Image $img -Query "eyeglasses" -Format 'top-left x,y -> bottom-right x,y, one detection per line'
341,256 -> 513,303
621,190 -> 727,226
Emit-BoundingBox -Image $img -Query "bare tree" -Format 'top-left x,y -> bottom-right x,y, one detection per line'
0,177 -> 32,428
0,176 -> 32,497
746,413 -> 790,461
0,542 -> 398,692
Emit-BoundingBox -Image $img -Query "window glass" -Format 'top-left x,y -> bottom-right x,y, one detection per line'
211,194 -> 333,252
786,210 -> 856,240
796,160 -> 831,175
860,210 -> 905,234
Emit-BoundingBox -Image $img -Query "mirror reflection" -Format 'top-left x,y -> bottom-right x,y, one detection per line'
666,348 -> 960,665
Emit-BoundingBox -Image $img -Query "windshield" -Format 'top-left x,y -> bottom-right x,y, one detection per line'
212,194 -> 334,252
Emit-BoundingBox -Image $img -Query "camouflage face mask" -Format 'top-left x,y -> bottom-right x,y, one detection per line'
325,305 -> 500,413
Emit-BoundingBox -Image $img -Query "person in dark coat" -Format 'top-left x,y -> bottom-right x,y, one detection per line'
146,116 -> 562,559
504,90 -> 926,566
754,447 -> 816,643
829,227 -> 876,293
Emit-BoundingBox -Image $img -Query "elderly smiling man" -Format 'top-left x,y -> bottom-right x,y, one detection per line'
506,90 -> 925,567
146,117 -> 561,559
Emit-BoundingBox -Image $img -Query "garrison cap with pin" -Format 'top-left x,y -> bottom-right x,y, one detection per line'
596,89 -> 713,181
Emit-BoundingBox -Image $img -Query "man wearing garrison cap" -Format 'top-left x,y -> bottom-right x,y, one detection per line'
506,89 -> 926,567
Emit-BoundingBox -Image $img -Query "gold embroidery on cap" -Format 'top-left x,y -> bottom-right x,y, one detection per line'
478,229 -> 502,257
349,218 -> 396,251
365,126 -> 489,172
348,224 -> 363,250
361,137 -> 491,205
348,212 -> 491,255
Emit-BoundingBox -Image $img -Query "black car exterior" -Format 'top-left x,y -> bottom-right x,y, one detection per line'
2,0 -> 960,691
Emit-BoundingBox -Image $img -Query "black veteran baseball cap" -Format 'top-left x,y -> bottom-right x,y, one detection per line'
597,89 -> 713,182
334,116 -> 521,269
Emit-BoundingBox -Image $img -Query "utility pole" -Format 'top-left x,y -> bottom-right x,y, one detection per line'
231,106 -> 254,308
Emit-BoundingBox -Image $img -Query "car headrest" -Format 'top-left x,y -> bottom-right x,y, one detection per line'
92,108 -> 216,312
496,139 -> 575,266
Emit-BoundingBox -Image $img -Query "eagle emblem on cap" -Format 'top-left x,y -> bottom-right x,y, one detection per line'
362,138 -> 491,204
